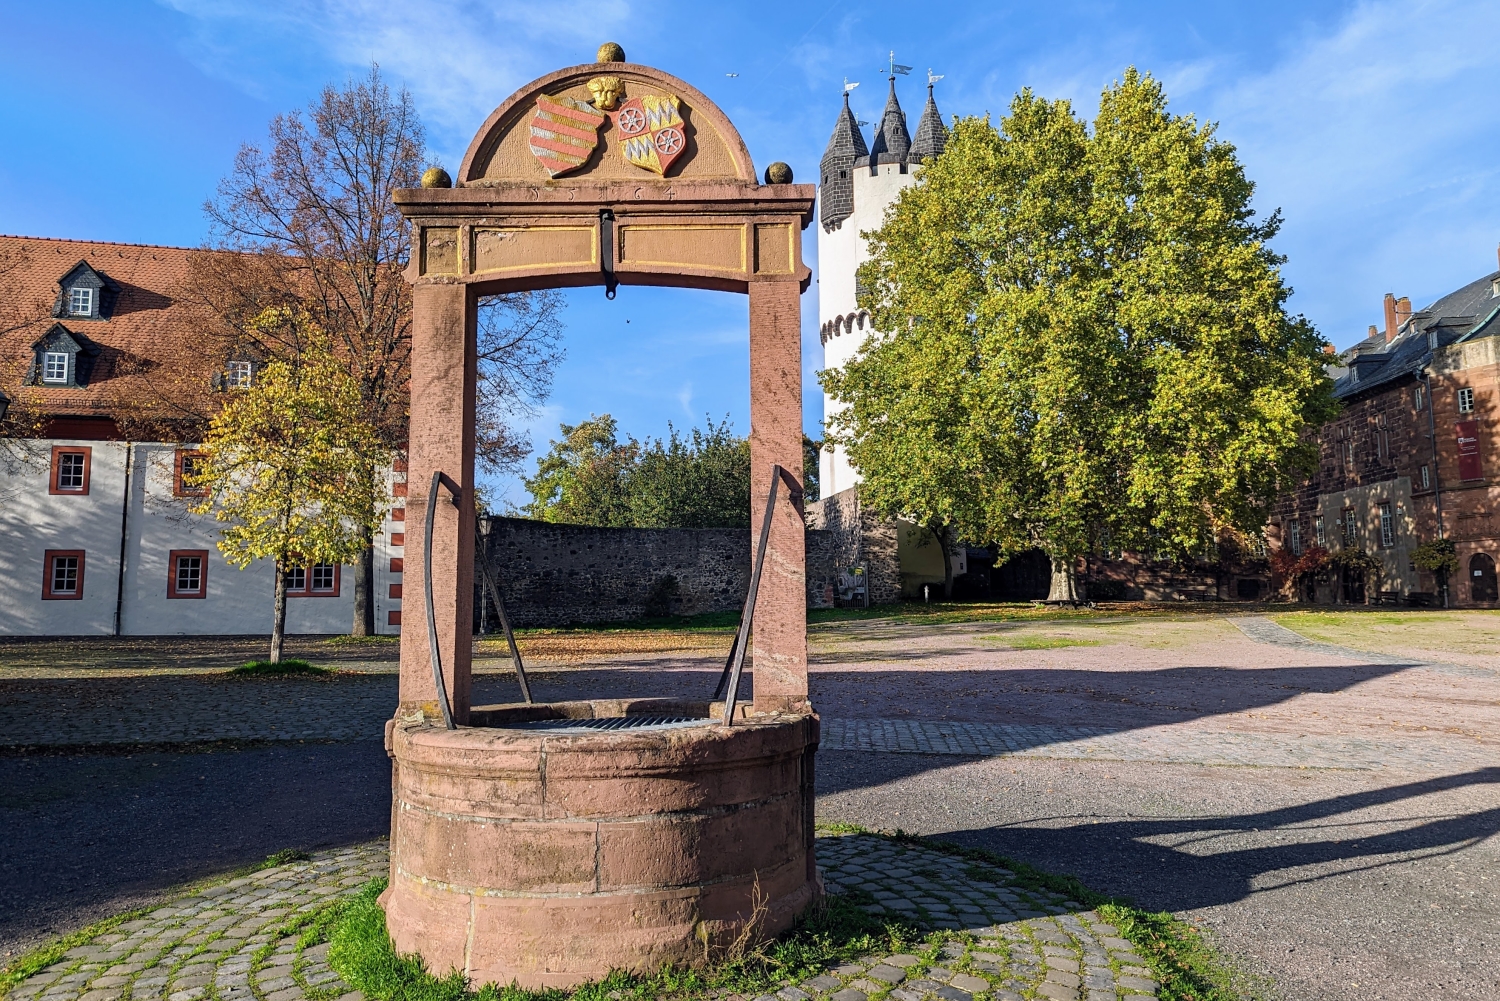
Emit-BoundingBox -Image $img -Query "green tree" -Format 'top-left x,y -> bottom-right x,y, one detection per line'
823,69 -> 1337,601
1410,537 -> 1458,606
522,415 -> 638,526
629,419 -> 751,528
187,318 -> 387,663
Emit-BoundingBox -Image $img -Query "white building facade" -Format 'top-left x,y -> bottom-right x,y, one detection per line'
817,75 -> 948,497
0,236 -> 405,636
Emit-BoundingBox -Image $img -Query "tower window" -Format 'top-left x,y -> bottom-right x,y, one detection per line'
43,351 -> 69,383
1458,387 -> 1474,413
1414,384 -> 1425,411
68,288 -> 93,316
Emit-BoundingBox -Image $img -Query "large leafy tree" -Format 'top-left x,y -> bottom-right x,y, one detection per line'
823,70 -> 1337,600
187,316 -> 386,663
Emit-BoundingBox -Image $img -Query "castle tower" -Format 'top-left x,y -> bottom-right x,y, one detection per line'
817,73 -> 946,498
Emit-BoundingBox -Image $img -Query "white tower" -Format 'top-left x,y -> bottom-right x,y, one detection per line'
817,72 -> 948,497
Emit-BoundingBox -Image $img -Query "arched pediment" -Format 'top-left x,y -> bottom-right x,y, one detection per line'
460,63 -> 756,186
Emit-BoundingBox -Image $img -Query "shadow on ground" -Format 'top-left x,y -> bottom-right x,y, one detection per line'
820,751 -> 1500,912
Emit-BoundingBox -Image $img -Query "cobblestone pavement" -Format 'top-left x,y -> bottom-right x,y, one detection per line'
8,835 -> 1160,1001
9,843 -> 387,1001
820,717 -> 1494,770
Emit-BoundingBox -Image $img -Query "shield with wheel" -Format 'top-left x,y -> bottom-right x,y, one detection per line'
610,94 -> 687,175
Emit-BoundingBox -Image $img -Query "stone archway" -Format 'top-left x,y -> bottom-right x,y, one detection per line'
382,49 -> 819,988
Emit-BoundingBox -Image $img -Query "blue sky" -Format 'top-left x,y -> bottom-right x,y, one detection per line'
3,0 -> 1498,507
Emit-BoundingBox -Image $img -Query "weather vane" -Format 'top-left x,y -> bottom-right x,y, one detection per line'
884,51 -> 912,77
843,77 -> 860,93
927,68 -> 944,86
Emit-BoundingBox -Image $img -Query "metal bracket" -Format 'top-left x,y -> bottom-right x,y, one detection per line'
600,208 -> 618,299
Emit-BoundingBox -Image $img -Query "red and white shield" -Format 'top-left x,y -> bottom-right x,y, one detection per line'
528,95 -> 606,178
610,94 -> 687,176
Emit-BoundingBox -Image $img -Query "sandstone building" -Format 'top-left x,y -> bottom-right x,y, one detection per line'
1271,254 -> 1500,606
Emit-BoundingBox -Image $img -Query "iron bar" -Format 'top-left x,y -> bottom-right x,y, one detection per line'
720,463 -> 783,726
423,470 -> 458,730
475,517 -> 533,704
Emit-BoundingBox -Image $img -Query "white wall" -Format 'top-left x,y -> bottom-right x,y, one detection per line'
0,439 -> 127,635
0,439 -> 403,637
818,161 -> 922,498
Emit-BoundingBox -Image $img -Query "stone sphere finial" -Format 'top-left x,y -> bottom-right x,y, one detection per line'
421,166 -> 452,189
764,162 -> 793,185
597,42 -> 626,63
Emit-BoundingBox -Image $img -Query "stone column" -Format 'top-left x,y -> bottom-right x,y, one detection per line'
747,279 -> 808,714
398,282 -> 477,723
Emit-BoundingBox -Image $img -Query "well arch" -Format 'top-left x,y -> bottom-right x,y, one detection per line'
383,50 -> 819,988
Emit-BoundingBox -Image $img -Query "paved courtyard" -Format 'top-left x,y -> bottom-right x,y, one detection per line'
3,611 -> 1498,1001
5,835 -> 1166,1001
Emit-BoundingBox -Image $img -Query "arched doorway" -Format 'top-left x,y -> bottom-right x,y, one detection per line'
1471,552 -> 1498,603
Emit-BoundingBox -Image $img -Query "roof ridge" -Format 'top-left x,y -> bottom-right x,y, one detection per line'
0,234 -> 202,252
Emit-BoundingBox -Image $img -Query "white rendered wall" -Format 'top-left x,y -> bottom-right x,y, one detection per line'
0,438 -> 402,637
818,161 -> 921,498
0,439 -> 128,635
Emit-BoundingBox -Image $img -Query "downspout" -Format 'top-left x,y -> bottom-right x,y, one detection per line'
113,441 -> 134,635
1421,366 -> 1448,608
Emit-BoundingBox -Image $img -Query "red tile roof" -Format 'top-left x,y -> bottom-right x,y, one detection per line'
0,235 -> 218,432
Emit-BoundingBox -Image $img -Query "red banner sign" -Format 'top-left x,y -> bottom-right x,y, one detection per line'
1457,420 -> 1483,481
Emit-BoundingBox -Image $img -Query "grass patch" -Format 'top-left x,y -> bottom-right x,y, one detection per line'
325,635 -> 401,647
986,635 -> 1102,650
229,659 -> 332,677
315,879 -> 924,1001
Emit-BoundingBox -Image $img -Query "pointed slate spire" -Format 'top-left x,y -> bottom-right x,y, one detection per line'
819,91 -> 869,232
861,76 -> 911,168
907,83 -> 948,164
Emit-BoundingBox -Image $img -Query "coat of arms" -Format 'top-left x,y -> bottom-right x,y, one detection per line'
610,95 -> 687,176
528,95 -> 607,178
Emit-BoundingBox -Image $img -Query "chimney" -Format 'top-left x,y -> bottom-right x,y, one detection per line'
1395,296 -> 1412,336
1368,324 -> 1379,339
1383,292 -> 1399,342
1322,344 -> 1336,355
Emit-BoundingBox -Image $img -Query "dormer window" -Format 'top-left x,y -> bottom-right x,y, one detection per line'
226,360 -> 253,388
68,287 -> 93,317
42,351 -> 70,384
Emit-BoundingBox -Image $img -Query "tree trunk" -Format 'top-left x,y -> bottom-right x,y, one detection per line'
937,524 -> 955,599
270,565 -> 289,664
352,533 -> 374,636
1046,554 -> 1080,604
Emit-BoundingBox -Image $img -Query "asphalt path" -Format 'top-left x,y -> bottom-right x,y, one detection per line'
819,751 -> 1500,1001
0,742 -> 391,961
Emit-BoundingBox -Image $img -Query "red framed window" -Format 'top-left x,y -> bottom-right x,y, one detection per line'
42,550 -> 85,599
168,550 -> 209,598
174,450 -> 208,498
49,446 -> 92,495
286,563 -> 341,597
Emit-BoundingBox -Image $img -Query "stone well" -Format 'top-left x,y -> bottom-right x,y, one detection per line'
382,700 -> 820,989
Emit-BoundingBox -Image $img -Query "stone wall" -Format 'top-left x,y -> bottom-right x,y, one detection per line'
477,516 -> 838,628
804,488 -> 901,605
